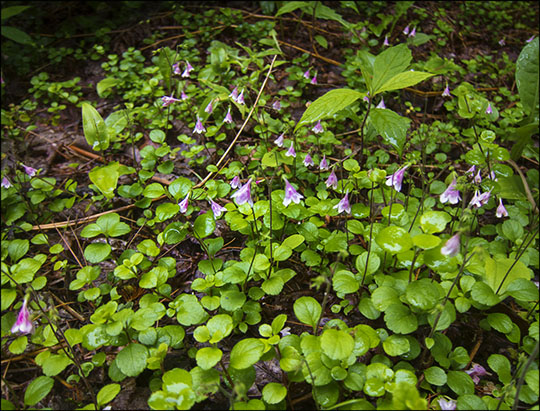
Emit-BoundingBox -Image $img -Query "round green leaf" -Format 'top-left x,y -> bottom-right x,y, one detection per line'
487,313 -> 513,334
262,382 -> 287,404
84,243 -> 111,264
229,338 -> 265,369
220,290 -> 246,312
447,370 -> 474,396
405,279 -> 440,311
382,334 -> 410,357
196,347 -> 223,370
116,343 -> 148,377
424,366 -> 447,386
375,226 -> 413,254
419,211 -> 451,234
412,234 -> 441,250
333,270 -> 359,294
194,212 -> 216,239
321,329 -> 355,360
294,296 -> 322,329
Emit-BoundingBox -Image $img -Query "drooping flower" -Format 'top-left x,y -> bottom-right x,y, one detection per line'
280,327 -> 291,337
496,198 -> 508,218
172,62 -> 181,75
223,107 -> 233,124
441,233 -> 460,256
272,100 -> 281,110
1,176 -> 11,188
442,84 -> 451,97
312,120 -> 324,134
210,200 -> 227,218
469,190 -> 483,208
230,176 -> 241,189
325,170 -> 338,190
376,98 -> 386,109
283,177 -> 304,207
498,38 -> 506,46
161,96 -> 181,107
180,90 -> 189,101
466,363 -> 488,384
178,193 -> 190,213
229,86 -> 239,100
236,89 -> 245,105
303,153 -> 314,167
205,100 -> 213,114
408,27 -> 416,37
489,171 -> 497,181
22,164 -> 37,177
303,69 -> 310,79
383,35 -> 390,46
486,103 -> 493,114
285,143 -> 296,158
193,117 -> 206,134
310,74 -> 317,84
319,155 -> 329,170
526,35 -> 535,43
333,191 -> 351,214
11,296 -> 33,335
474,169 -> 482,184
440,178 -> 461,204
385,165 -> 408,192
403,25 -> 410,36
465,165 -> 476,176
438,398 -> 457,411
231,178 -> 253,207
182,61 -> 194,77
478,189 -> 492,206
274,133 -> 285,147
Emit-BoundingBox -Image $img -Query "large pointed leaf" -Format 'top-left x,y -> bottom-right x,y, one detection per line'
371,44 -> 411,94
516,37 -> 539,121
375,71 -> 434,95
294,88 -> 365,132
82,102 -> 109,151
370,108 -> 410,155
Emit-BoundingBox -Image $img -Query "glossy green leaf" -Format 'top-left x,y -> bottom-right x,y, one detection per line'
447,371 -> 474,396
516,37 -> 539,119
370,108 -> 410,155
262,382 -> 287,404
89,162 -> 120,199
412,233 -> 441,250
376,70 -> 434,95
321,329 -> 355,360
294,88 -> 365,132
384,303 -> 418,334
483,257 -> 532,295
82,102 -> 109,151
97,78 -> 121,98
116,343 -> 148,377
424,366 -> 447,386
375,226 -> 413,254
405,279 -> 440,311
294,296 -> 322,330
229,338 -> 265,369
24,376 -> 54,406
193,212 -> 216,239
333,270 -> 359,294
488,354 -> 512,384
419,211 -> 451,234
382,334 -> 410,357
97,383 -> 121,406
196,347 -> 223,370
84,243 -> 111,264
371,43 -> 411,93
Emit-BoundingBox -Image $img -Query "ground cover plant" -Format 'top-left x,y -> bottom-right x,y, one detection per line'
1,1 -> 539,410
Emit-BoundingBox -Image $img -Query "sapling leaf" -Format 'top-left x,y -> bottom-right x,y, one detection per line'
294,89 -> 365,132
82,102 -> 109,151
371,43 -> 411,93
516,37 -> 539,121
375,70 -> 434,95
262,382 -> 287,404
370,109 -> 410,155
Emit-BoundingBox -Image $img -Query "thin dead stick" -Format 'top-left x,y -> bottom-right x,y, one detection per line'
193,54 -> 278,189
